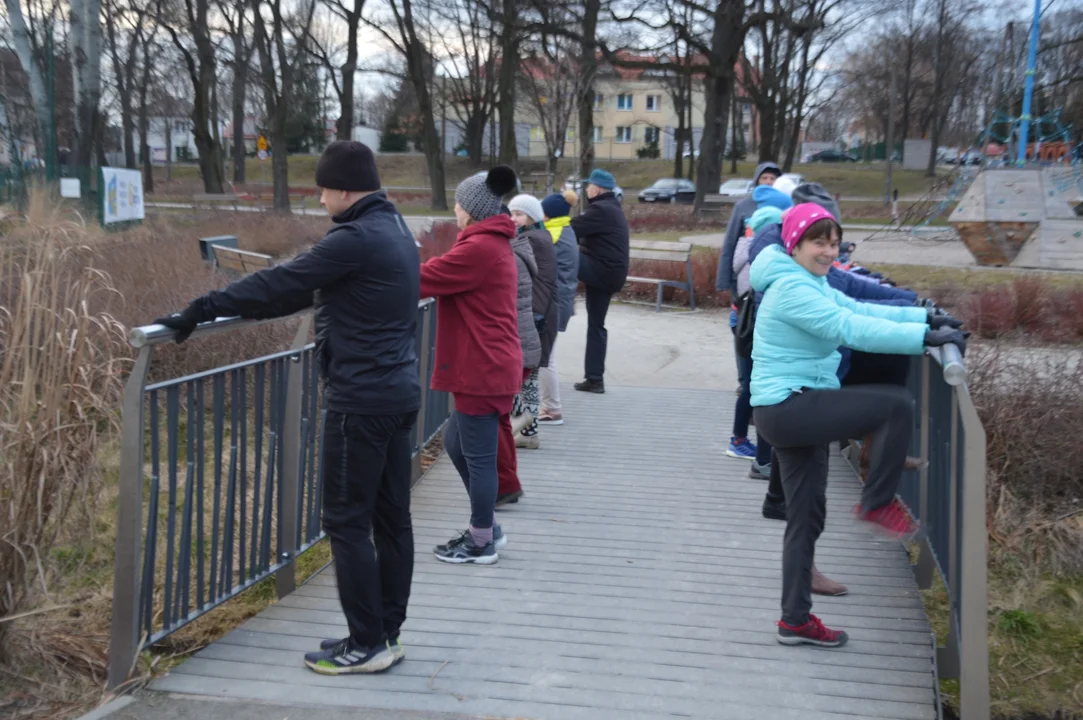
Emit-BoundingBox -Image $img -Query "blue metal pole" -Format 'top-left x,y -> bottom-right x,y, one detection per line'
1016,0 -> 1041,165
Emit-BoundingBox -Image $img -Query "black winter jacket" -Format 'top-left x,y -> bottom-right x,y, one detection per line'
197,192 -> 422,415
570,192 -> 629,292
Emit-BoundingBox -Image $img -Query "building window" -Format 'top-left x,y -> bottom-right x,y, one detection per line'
617,94 -> 633,111
593,127 -> 604,143
174,120 -> 188,134
615,126 -> 633,143
593,93 -> 604,111
645,95 -> 660,112
643,127 -> 659,144
565,127 -> 576,142
530,126 -> 543,141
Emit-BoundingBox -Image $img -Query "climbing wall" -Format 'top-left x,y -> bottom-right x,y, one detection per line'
949,168 -> 1083,269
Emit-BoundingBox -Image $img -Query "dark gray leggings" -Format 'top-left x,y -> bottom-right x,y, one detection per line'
754,384 -> 913,625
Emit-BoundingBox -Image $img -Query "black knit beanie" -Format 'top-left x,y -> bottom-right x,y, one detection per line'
315,140 -> 381,192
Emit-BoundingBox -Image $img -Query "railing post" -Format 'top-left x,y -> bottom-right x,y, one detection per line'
957,384 -> 991,720
915,354 -> 936,590
107,345 -> 153,690
937,388 -> 962,679
276,316 -> 312,599
411,301 -> 433,485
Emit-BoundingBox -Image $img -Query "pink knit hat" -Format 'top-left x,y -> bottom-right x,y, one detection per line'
781,203 -> 839,255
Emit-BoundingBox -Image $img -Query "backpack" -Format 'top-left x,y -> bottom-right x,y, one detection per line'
734,290 -> 756,358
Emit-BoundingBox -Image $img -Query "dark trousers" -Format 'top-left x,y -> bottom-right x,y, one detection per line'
496,412 -> 520,496
733,337 -> 772,463
444,409 -> 499,530
578,254 -> 615,382
321,410 -> 418,648
766,352 -> 911,500
755,385 -> 913,625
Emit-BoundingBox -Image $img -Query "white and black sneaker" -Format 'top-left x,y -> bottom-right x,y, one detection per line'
304,638 -> 394,675
318,637 -> 406,667
433,531 -> 498,564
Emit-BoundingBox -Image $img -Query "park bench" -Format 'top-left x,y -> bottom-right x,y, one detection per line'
210,245 -> 275,277
697,194 -> 738,215
625,239 -> 696,312
193,193 -> 241,211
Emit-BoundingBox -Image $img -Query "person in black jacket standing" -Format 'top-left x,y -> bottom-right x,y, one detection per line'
154,141 -> 421,676
570,169 -> 629,394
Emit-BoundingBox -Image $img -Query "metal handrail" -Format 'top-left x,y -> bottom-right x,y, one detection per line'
108,297 -> 447,690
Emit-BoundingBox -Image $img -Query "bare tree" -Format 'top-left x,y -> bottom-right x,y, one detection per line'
159,0 -> 227,192
309,0 -> 365,140
220,0 -> 254,182
436,0 -> 497,166
3,0 -> 52,159
495,0 -> 519,166
249,0 -> 318,210
575,0 -> 601,177
520,9 -> 584,191
104,0 -> 154,168
365,0 -> 447,210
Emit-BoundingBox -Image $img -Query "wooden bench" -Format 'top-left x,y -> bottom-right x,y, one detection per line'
625,239 -> 696,312
193,193 -> 241,211
210,246 -> 274,276
697,194 -> 739,215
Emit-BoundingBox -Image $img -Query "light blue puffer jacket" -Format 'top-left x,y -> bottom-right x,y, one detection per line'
749,244 -> 928,407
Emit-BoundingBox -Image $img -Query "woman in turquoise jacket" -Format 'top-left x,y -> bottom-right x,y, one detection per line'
749,203 -> 966,649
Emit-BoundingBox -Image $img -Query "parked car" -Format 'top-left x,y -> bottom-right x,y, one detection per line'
638,178 -> 696,204
810,149 -> 858,163
563,177 -> 624,204
718,178 -> 753,197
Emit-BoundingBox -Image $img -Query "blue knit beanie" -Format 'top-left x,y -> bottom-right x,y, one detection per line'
747,207 -> 783,234
588,169 -> 616,190
541,192 -> 572,218
752,185 -> 794,212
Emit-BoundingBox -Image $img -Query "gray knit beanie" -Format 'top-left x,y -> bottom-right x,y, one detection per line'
791,182 -> 842,223
507,194 -> 545,223
455,166 -> 518,221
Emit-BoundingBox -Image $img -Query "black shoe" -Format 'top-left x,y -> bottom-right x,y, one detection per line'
495,490 -> 522,507
304,639 -> 394,675
574,379 -> 605,394
762,495 -> 786,521
433,531 -> 498,564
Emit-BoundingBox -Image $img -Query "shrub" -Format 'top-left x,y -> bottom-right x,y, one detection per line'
969,344 -> 1083,573
416,220 -> 459,261
0,203 -> 126,661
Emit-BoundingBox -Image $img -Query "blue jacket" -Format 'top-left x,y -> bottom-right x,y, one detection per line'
749,244 -> 928,407
748,223 -> 918,308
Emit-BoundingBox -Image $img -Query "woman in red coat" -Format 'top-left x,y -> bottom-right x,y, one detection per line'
420,166 -> 522,564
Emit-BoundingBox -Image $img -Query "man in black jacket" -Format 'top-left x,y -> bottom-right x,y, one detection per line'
570,168 -> 629,394
155,141 -> 420,676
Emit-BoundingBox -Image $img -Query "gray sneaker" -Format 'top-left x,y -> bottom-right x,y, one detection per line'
749,461 -> 770,480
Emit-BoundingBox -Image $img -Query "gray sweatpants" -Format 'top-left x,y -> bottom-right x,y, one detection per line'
754,384 -> 913,625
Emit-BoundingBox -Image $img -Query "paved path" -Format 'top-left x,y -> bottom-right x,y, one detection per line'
145,382 -> 936,720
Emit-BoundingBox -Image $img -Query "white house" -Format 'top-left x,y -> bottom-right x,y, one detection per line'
143,97 -> 225,163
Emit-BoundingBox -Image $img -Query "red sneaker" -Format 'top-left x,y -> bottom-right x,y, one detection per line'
777,614 -> 849,647
854,498 -> 920,539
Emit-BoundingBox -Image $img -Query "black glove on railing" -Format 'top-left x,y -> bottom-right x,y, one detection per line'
927,309 -> 963,330
924,327 -> 968,355
153,298 -> 213,344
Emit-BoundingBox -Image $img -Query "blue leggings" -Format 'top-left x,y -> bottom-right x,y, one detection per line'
444,410 -> 499,529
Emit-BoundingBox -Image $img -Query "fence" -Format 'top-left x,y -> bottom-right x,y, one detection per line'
107,299 -> 449,689
899,346 -> 990,719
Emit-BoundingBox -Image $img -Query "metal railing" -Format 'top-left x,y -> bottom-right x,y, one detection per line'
107,299 -> 449,689
898,345 -> 990,719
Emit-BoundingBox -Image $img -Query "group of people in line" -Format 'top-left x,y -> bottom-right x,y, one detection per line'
156,139 -> 967,674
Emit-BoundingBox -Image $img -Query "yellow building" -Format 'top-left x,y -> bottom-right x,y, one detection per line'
518,53 -> 755,162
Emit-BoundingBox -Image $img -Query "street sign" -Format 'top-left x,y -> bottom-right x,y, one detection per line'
257,135 -> 268,152
258,149 -> 268,161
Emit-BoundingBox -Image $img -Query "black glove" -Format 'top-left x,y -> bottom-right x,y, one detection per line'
924,327 -> 968,355
154,298 -> 212,344
927,309 -> 963,330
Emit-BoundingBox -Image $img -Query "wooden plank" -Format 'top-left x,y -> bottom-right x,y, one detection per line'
150,386 -> 937,719
630,239 -> 693,253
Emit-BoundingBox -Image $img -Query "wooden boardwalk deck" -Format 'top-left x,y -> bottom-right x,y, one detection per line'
151,385 -> 937,720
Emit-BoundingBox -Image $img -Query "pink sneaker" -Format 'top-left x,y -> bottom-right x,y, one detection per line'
854,498 -> 919,540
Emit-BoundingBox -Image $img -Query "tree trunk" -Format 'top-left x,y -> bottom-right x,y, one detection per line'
496,0 -> 518,166
337,5 -> 360,140
70,0 -> 103,189
926,0 -> 948,177
138,29 -> 154,193
270,102 -> 290,211
673,105 -> 686,178
4,0 -> 51,155
401,29 -> 446,209
576,0 -> 600,178
165,116 -> 173,182
232,33 -> 247,183
466,111 -> 486,166
693,0 -> 743,210
686,92 -> 695,181
730,85 -> 739,174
